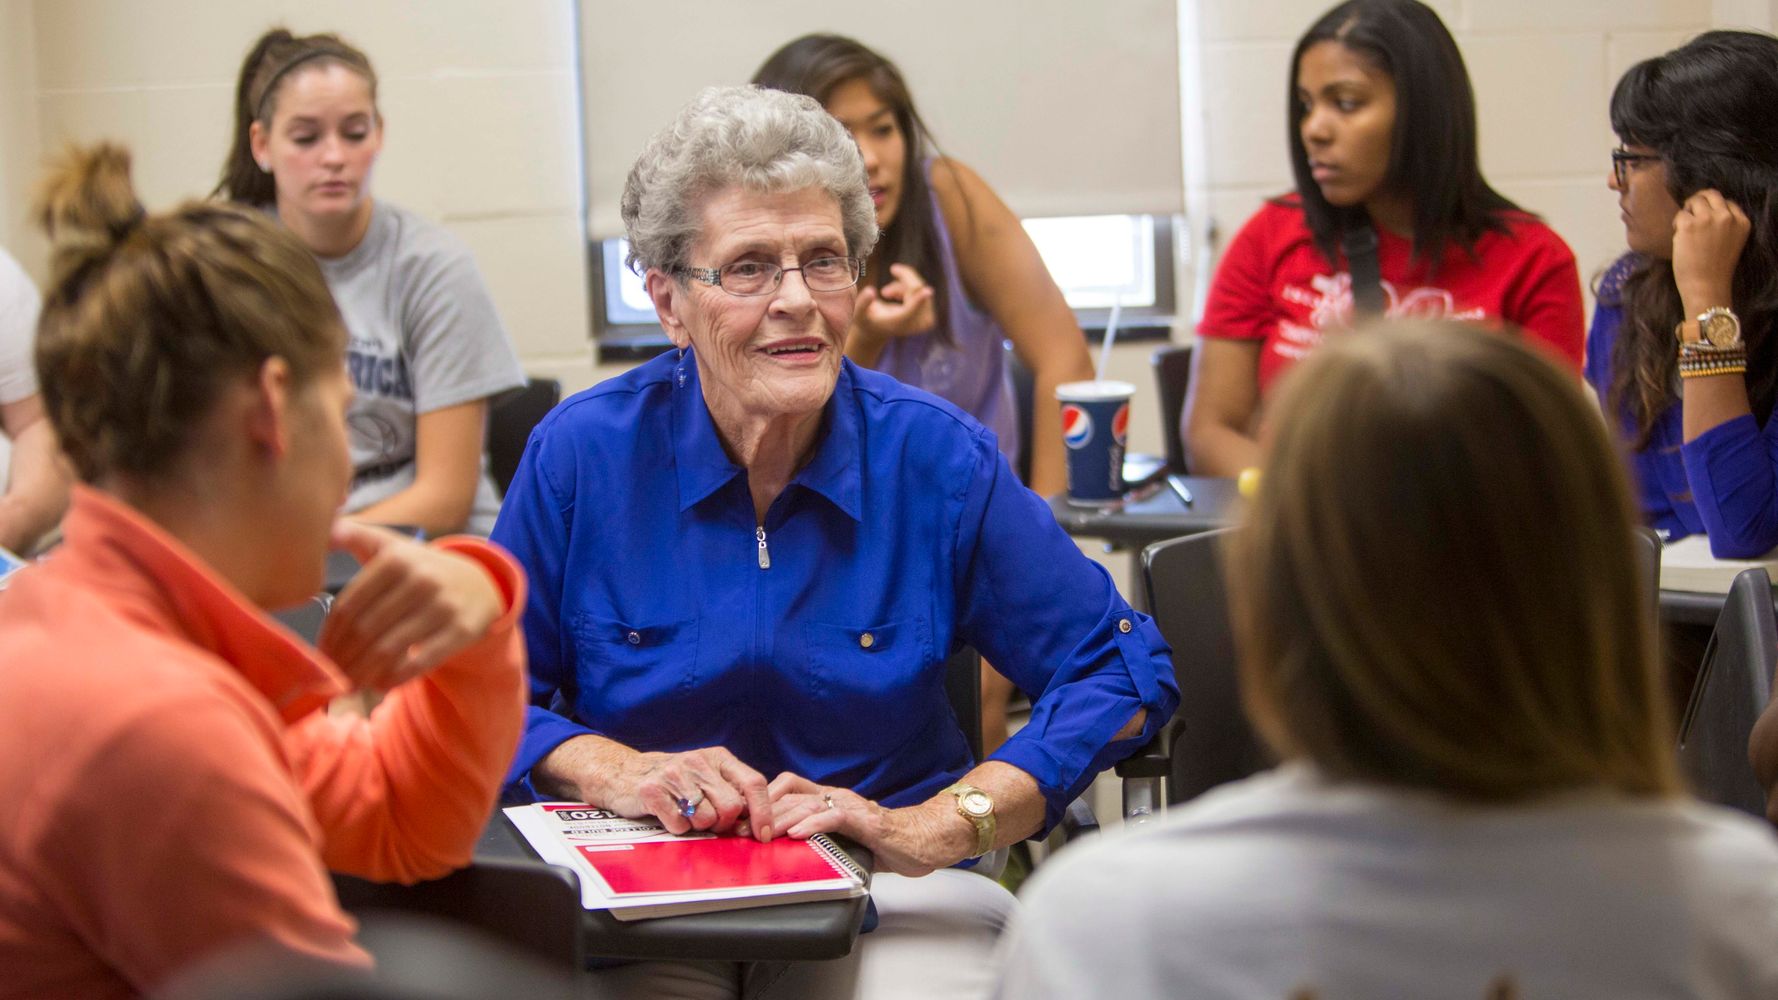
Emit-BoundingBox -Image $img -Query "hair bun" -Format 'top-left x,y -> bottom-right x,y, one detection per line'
35,142 -> 147,291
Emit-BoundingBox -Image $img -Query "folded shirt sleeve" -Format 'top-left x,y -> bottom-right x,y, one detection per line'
950,432 -> 1180,831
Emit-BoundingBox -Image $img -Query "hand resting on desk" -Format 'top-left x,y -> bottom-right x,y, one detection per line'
317,520 -> 504,692
533,737 -> 778,841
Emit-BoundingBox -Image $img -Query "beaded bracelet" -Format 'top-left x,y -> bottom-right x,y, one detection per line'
1678,345 -> 1747,379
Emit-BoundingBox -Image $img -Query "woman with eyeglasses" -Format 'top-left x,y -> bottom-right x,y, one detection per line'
1585,30 -> 1778,559
492,84 -> 1176,998
1183,0 -> 1585,477
216,28 -> 525,536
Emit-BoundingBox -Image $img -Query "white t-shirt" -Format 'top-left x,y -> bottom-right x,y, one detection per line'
997,765 -> 1778,999
318,201 -> 524,534
0,249 -> 42,489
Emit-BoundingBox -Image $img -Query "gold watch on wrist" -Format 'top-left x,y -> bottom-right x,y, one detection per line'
1676,306 -> 1743,350
943,782 -> 996,859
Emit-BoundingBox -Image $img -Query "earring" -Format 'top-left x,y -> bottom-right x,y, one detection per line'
257,159 -> 270,172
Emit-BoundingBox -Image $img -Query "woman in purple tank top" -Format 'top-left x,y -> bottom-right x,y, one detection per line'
755,34 -> 1095,755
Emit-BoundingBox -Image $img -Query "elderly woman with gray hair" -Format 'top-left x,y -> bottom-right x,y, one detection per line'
492,84 -> 1175,998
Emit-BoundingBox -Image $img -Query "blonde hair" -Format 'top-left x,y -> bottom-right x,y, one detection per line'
1230,321 -> 1679,800
35,143 -> 345,483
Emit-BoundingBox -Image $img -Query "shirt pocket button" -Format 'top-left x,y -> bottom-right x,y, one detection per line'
626,630 -> 642,645
859,632 -> 875,649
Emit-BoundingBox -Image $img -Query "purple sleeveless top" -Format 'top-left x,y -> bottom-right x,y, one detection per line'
873,162 -> 1020,467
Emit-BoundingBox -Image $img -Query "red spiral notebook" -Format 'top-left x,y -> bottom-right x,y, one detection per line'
506,803 -> 868,921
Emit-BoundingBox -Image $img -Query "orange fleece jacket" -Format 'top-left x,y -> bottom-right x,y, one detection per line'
0,486 -> 527,999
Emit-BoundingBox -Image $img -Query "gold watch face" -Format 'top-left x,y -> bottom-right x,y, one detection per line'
1700,309 -> 1742,348
959,789 -> 994,818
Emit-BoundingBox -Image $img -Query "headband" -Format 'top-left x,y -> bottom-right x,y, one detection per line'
252,46 -> 360,121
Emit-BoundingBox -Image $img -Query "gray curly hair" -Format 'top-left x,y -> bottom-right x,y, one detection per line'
621,84 -> 879,275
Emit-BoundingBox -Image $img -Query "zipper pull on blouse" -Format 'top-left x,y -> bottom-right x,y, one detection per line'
756,525 -> 771,570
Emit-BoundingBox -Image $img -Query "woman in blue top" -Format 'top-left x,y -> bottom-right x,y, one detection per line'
491,85 -> 1175,999
1586,30 -> 1778,558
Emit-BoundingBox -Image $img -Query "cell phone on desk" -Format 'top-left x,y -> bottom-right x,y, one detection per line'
0,544 -> 26,590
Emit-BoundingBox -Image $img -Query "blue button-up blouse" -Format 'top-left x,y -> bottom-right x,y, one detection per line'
492,349 -> 1177,831
1585,254 -> 1778,558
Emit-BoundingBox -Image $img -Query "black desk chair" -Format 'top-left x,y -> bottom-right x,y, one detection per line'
165,914 -> 577,1000
1115,528 -> 1270,818
1634,524 -> 1662,622
1151,344 -> 1192,475
332,862 -> 583,973
486,377 -> 562,498
1677,566 -> 1778,816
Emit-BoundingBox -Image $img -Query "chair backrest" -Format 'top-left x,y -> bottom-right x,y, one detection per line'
1677,567 -> 1778,816
1005,344 -> 1035,486
1633,525 -> 1661,621
486,378 -> 563,497
332,857 -> 584,973
943,645 -> 985,763
1141,528 -> 1272,804
1151,345 -> 1193,475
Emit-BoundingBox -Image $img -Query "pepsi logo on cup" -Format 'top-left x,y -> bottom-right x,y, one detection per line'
1111,402 -> 1130,445
1061,404 -> 1094,450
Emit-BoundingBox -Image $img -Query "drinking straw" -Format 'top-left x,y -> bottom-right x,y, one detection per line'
1096,296 -> 1122,382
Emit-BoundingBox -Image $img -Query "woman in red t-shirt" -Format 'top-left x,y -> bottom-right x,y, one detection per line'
1184,0 -> 1585,476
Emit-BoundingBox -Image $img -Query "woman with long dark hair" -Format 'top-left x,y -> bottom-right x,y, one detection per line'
1183,0 -> 1585,477
752,34 -> 1094,500
216,28 -> 524,536
754,35 -> 1099,757
1586,30 -> 1778,558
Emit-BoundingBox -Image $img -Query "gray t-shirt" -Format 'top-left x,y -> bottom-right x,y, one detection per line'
318,201 -> 524,534
0,249 -> 42,490
998,764 -> 1778,999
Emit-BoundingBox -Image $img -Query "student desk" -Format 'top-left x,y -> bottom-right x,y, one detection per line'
475,811 -> 875,962
1047,475 -> 1242,551
1048,475 -> 1736,629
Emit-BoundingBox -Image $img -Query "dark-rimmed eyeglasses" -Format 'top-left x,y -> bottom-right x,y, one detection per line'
676,256 -> 865,297
1612,147 -> 1662,187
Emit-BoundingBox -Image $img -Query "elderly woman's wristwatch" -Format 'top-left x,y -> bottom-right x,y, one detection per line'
944,783 -> 997,858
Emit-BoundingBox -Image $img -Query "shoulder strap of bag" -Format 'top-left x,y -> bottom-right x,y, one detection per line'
1342,225 -> 1385,319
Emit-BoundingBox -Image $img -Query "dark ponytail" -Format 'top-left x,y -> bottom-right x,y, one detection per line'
213,27 -> 379,207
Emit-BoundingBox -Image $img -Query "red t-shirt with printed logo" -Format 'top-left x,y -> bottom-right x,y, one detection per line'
1200,197 -> 1585,395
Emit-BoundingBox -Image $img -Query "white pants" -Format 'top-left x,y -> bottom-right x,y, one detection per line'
585,868 -> 1019,1000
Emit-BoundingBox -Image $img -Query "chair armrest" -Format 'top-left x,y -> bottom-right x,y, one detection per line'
1114,723 -> 1174,779
1058,797 -> 1101,842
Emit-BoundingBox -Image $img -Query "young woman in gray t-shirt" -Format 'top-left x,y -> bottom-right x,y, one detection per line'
215,28 -> 524,536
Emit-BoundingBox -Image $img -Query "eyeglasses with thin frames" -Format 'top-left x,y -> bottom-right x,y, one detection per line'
1612,147 -> 1662,187
676,256 -> 866,297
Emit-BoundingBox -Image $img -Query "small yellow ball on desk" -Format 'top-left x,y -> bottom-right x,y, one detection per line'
1237,466 -> 1262,499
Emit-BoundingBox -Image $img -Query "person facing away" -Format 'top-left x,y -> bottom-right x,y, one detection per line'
1184,0 -> 1585,479
215,27 -> 525,536
0,144 -> 528,999
996,321 -> 1778,999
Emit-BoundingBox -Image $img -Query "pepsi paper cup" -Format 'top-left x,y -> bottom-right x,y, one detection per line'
1056,380 -> 1135,506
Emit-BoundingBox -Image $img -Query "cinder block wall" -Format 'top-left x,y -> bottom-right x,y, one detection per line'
3,0 -> 1773,463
